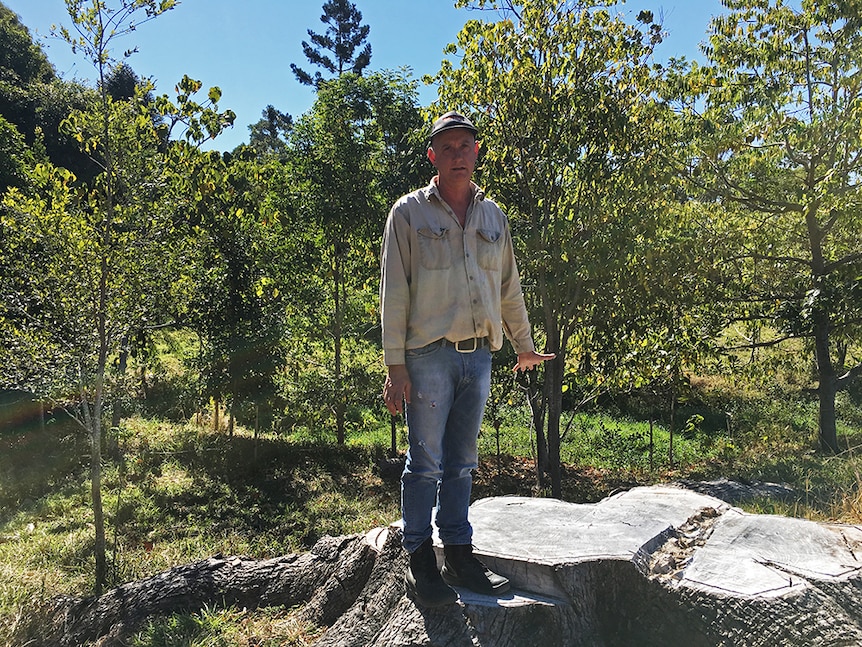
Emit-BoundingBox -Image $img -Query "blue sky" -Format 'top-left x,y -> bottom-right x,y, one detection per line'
6,0 -> 726,151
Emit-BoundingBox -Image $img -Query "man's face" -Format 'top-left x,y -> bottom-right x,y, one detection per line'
428,128 -> 479,184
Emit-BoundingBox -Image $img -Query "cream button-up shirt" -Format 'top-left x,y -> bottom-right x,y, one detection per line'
379,178 -> 536,366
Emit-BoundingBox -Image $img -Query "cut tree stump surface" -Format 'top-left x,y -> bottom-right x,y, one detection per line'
459,486 -> 862,646
467,486 -> 862,597
24,484 -> 862,647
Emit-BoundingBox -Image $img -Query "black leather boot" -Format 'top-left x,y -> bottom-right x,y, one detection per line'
441,543 -> 510,595
405,537 -> 458,607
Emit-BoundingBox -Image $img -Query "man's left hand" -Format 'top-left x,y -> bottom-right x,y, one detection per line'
513,350 -> 556,372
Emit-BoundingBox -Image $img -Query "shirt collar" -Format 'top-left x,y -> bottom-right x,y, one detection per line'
424,176 -> 485,203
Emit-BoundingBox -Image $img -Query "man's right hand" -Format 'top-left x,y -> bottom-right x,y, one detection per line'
383,364 -> 411,415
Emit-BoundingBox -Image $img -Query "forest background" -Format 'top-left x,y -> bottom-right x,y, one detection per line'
1,0 -> 861,644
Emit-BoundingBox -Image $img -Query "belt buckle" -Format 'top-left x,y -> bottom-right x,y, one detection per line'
455,338 -> 478,353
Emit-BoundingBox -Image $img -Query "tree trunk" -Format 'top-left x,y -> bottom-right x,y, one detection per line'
90,420 -> 106,596
333,245 -> 345,445
817,379 -> 839,453
546,355 -> 563,499
111,345 -> 128,431
80,379 -> 106,597
648,419 -> 654,471
805,197 -> 840,454
20,486 -> 862,647
813,312 -> 839,453
521,369 -> 548,490
668,391 -> 675,469
26,527 -> 572,647
22,534 -> 375,647
539,318 -> 564,498
109,345 -> 129,459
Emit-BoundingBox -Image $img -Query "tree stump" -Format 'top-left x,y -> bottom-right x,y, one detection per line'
21,534 -> 375,646
20,485 -> 862,646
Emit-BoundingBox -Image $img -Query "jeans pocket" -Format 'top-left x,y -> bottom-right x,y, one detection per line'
405,341 -> 443,360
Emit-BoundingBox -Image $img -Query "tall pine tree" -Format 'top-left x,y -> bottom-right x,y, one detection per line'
290,0 -> 371,87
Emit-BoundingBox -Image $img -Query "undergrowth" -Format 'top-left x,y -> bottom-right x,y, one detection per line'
1,376 -> 861,646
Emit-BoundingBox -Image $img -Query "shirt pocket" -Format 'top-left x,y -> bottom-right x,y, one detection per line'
417,227 -> 452,270
476,228 -> 503,271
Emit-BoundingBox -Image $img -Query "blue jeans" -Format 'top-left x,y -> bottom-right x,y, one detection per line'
401,341 -> 492,554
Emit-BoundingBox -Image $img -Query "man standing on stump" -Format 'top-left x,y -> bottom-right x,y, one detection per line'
379,110 -> 554,607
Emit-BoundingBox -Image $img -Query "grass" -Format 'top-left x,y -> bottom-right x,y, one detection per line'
0,417 -> 402,645
1,376 -> 861,646
127,604 -> 326,647
727,429 -> 862,521
480,406 -> 734,481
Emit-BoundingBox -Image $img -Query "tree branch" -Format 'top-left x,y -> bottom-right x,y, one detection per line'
825,251 -> 862,273
836,364 -> 862,391
718,252 -> 811,268
720,334 -> 799,351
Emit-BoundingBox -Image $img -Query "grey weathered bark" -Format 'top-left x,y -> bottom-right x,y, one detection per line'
18,485 -> 862,646
19,534 -> 374,647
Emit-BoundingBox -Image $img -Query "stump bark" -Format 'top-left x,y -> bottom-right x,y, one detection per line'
23,534 -> 375,646
20,485 -> 862,646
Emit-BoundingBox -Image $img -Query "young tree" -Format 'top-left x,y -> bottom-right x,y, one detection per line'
290,0 -> 372,87
432,0 -> 677,496
668,0 -> 862,453
174,145 -> 289,435
52,0 -> 182,595
1,0 -> 231,595
287,70 -> 424,443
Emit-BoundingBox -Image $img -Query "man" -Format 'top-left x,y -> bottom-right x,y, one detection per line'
379,110 -> 554,607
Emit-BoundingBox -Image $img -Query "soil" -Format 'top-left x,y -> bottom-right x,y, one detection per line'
471,454 -> 644,504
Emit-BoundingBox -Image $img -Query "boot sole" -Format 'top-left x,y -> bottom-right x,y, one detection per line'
441,569 -> 511,595
405,573 -> 459,607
